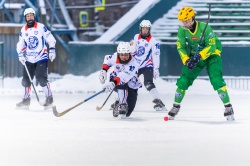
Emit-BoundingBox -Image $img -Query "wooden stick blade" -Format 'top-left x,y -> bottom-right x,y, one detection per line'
96,106 -> 103,111
52,106 -> 70,117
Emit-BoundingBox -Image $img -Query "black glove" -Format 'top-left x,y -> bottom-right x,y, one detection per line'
186,54 -> 201,70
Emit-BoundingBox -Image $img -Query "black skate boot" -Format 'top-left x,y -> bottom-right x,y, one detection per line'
118,103 -> 128,119
113,102 -> 120,118
110,99 -> 119,110
152,99 -> 167,111
16,98 -> 30,109
168,104 -> 181,120
43,96 -> 53,110
224,104 -> 235,121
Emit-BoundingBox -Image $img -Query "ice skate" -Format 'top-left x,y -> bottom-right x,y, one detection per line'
224,104 -> 235,121
110,99 -> 119,110
152,99 -> 167,111
113,104 -> 119,118
168,104 -> 181,120
43,96 -> 53,110
16,98 -> 30,110
118,103 -> 128,119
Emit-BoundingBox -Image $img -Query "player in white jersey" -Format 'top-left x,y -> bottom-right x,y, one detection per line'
131,20 -> 166,111
16,8 -> 56,109
99,42 -> 142,118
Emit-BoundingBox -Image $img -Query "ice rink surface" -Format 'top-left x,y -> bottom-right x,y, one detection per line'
1,89 -> 250,166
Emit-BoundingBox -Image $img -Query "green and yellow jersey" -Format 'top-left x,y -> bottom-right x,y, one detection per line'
176,21 -> 222,65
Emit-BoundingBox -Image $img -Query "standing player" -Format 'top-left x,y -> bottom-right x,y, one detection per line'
16,8 -> 56,109
167,6 -> 235,121
99,42 -> 141,118
130,20 -> 166,111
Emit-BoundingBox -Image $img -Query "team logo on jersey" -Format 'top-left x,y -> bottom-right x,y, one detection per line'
43,26 -> 48,32
155,43 -> 160,49
116,65 -> 121,70
219,93 -> 226,99
175,92 -> 182,98
209,32 -> 213,38
27,36 -> 39,50
137,46 -> 145,57
191,36 -> 198,40
34,31 -> 38,35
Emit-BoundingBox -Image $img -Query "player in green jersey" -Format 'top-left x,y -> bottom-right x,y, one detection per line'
167,6 -> 235,121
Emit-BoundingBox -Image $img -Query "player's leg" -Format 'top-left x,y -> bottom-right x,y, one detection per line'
36,61 -> 53,108
141,68 -> 166,111
207,55 -> 234,120
126,88 -> 138,117
16,62 -> 35,109
169,64 -> 203,119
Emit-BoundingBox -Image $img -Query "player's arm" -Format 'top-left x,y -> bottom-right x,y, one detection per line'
152,40 -> 160,69
43,25 -> 56,49
16,31 -> 26,54
99,54 -> 114,84
176,28 -> 190,65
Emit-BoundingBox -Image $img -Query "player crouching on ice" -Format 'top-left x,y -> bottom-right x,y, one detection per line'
16,8 -> 56,110
99,42 -> 142,118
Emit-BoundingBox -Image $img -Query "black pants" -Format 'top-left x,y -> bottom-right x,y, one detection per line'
126,88 -> 138,117
138,68 -> 156,91
22,61 -> 49,87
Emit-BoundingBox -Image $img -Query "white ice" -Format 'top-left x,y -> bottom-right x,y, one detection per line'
1,72 -> 250,166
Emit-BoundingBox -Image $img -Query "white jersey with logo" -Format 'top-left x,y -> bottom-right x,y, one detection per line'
16,22 -> 56,63
102,53 -> 142,89
131,34 -> 160,70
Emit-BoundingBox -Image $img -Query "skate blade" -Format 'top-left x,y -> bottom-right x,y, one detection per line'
168,116 -> 175,120
155,107 -> 167,111
15,106 -> 29,110
120,114 -> 126,119
226,115 -> 235,121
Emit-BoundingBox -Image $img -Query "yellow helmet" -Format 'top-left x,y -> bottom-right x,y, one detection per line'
178,7 -> 195,21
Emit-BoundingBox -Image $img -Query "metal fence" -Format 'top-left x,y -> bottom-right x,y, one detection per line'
161,76 -> 250,90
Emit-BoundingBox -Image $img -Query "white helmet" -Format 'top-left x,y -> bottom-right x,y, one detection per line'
140,20 -> 151,28
24,8 -> 35,17
117,42 -> 131,54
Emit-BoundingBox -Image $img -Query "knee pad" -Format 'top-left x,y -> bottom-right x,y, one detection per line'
37,77 -> 48,87
144,81 -> 155,91
22,78 -> 31,87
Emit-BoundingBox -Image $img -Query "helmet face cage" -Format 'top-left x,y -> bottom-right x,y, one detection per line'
117,42 -> 131,54
139,20 -> 151,36
178,7 -> 195,22
24,8 -> 36,17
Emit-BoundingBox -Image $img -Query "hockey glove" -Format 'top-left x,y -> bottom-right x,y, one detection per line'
99,70 -> 107,84
186,54 -> 201,70
18,53 -> 26,65
103,82 -> 115,93
154,68 -> 160,79
49,48 -> 56,62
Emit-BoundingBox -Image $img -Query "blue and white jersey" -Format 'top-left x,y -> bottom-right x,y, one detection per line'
131,34 -> 160,70
102,53 -> 142,89
16,22 -> 56,63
